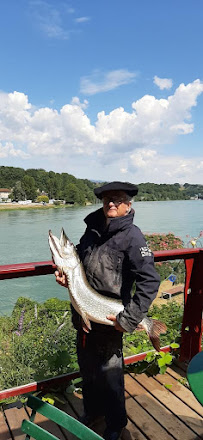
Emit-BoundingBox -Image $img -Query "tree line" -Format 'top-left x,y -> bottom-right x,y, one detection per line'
135,182 -> 203,201
0,166 -> 202,204
0,166 -> 98,204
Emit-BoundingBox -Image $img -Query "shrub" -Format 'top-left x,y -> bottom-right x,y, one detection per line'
123,301 -> 183,357
144,232 -> 184,251
0,297 -> 78,391
0,298 -> 185,391
37,195 -> 49,203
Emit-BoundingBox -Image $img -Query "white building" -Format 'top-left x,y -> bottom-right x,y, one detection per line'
0,188 -> 11,202
18,200 -> 32,205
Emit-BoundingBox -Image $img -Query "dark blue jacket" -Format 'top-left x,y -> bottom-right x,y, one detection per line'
74,207 -> 160,333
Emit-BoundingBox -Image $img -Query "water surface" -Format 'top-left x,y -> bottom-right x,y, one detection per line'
0,200 -> 202,314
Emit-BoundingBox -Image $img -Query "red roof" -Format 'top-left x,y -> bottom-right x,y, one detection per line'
0,188 -> 11,192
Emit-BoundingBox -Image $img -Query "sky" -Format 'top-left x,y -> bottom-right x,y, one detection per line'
0,0 -> 203,184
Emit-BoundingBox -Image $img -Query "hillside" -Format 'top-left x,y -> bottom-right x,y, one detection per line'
136,182 -> 203,201
0,166 -> 99,205
0,166 -> 202,204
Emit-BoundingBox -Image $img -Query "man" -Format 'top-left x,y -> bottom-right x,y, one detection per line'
55,181 -> 160,440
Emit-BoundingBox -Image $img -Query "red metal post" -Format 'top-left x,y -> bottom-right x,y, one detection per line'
180,250 -> 203,361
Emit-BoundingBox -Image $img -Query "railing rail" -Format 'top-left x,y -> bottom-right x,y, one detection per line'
0,248 -> 201,280
0,248 -> 202,401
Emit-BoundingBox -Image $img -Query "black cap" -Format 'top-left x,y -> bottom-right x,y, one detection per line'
94,181 -> 138,199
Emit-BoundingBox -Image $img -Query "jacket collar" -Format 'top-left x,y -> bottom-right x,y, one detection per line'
84,207 -> 134,234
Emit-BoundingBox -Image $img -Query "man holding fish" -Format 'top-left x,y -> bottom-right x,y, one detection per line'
54,181 -> 161,440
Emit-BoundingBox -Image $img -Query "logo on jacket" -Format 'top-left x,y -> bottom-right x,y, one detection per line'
139,246 -> 152,257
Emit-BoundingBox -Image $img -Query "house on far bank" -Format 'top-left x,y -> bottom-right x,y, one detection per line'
0,188 -> 11,202
18,200 -> 32,205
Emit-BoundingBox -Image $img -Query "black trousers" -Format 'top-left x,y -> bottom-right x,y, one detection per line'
77,324 -> 127,431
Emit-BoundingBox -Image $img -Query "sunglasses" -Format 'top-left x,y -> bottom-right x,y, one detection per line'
102,196 -> 129,206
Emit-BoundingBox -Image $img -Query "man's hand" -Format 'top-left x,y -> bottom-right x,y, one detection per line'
55,270 -> 68,288
106,315 -> 126,332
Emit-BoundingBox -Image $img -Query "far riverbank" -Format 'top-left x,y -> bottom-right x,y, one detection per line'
0,198 -> 201,211
0,202 -> 93,211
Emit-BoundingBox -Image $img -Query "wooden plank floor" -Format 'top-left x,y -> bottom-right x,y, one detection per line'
1,366 -> 203,440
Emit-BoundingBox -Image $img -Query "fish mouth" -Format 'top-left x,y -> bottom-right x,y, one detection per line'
49,230 -> 62,259
59,228 -> 68,247
49,228 -> 71,260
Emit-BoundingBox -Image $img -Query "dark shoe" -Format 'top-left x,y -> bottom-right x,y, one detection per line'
79,413 -> 102,428
103,427 -> 123,440
78,413 -> 95,427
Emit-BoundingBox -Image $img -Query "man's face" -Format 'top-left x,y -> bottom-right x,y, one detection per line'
102,190 -> 131,219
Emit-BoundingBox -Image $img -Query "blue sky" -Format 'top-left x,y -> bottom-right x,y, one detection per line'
0,0 -> 203,183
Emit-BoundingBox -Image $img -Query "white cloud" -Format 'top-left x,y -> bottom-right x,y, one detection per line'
154,75 -> 173,90
70,96 -> 89,109
80,69 -> 137,95
0,142 -> 30,159
92,80 -> 203,153
0,79 -> 203,183
75,17 -> 90,23
129,148 -> 203,184
29,1 -> 89,39
29,0 -> 70,39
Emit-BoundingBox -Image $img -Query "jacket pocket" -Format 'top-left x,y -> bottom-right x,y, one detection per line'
98,247 -> 124,294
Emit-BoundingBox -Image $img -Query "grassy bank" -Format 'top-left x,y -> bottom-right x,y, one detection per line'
0,203 -> 83,211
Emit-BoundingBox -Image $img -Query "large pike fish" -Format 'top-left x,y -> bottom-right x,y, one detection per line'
49,229 -> 167,351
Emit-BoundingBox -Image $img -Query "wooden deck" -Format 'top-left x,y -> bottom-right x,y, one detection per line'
0,365 -> 203,440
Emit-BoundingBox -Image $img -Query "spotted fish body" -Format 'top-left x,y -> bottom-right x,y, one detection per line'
49,229 -> 167,351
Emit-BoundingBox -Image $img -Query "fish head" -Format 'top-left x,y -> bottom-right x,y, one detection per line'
49,229 -> 79,270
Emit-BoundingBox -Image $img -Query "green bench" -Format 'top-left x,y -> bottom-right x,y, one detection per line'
21,395 -> 103,440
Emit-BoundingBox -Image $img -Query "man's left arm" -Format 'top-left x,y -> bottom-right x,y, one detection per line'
114,234 -> 160,333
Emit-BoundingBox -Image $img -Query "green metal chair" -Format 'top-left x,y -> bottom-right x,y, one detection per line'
187,351 -> 203,406
21,395 -> 103,440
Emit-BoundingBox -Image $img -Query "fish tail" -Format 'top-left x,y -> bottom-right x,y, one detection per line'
148,320 -> 167,352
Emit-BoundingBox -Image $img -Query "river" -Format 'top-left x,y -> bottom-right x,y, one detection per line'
0,200 -> 202,315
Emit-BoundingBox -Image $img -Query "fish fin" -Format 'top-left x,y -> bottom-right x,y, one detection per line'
147,320 -> 167,352
81,312 -> 92,331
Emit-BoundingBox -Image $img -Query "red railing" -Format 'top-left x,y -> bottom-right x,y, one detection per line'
0,248 -> 202,401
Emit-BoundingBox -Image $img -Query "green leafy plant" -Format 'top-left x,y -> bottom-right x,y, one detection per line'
123,302 -> 183,357
125,342 -> 180,376
0,297 -> 78,392
0,298 -> 183,391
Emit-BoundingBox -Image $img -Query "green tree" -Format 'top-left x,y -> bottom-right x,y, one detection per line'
0,166 -> 25,188
64,183 -> 81,204
10,181 -> 26,201
22,176 -> 37,201
46,175 -> 61,199
77,189 -> 85,205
